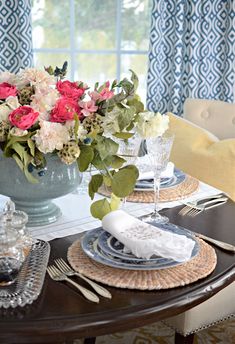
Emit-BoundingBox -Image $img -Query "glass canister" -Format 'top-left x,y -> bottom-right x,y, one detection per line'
2,200 -> 33,257
0,200 -> 33,286
0,223 -> 25,286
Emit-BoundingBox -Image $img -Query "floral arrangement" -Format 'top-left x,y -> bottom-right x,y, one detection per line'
0,63 -> 169,219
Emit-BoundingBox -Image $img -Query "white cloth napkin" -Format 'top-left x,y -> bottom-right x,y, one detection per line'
137,160 -> 174,181
102,210 -> 195,262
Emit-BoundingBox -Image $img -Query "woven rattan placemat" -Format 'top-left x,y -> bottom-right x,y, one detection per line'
98,175 -> 199,203
67,239 -> 217,290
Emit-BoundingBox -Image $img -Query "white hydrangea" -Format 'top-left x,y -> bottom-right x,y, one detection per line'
65,120 -> 88,140
136,112 -> 169,138
34,121 -> 70,154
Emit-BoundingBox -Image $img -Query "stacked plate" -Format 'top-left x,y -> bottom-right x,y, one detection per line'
134,168 -> 186,191
81,223 -> 200,271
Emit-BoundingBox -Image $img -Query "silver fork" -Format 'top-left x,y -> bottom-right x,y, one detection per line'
179,194 -> 225,216
55,258 -> 112,299
47,265 -> 99,303
185,197 -> 228,217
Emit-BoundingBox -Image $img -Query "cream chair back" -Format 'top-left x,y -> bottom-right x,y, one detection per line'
184,98 -> 235,140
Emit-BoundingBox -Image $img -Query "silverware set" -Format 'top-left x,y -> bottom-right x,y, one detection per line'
179,194 -> 228,217
47,258 -> 111,303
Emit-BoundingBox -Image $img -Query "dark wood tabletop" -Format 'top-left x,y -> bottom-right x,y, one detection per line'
0,200 -> 234,344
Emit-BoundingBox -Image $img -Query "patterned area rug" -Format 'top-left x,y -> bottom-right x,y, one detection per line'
74,318 -> 235,343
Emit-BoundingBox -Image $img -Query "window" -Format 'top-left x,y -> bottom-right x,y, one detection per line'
32,0 -> 151,100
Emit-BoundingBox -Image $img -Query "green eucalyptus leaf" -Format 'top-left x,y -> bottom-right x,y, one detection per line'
103,175 -> 112,187
90,198 -> 111,220
77,145 -> 94,172
111,165 -> 139,197
27,138 -> 35,156
11,142 -> 25,161
117,106 -> 136,131
110,155 -> 126,169
126,97 -> 144,114
129,69 -> 139,92
95,137 -> 118,160
113,132 -> 134,140
88,174 -> 103,200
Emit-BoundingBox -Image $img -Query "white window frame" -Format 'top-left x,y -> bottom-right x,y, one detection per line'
32,0 -> 149,81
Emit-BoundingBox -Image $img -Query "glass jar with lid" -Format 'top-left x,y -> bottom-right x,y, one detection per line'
0,200 -> 33,286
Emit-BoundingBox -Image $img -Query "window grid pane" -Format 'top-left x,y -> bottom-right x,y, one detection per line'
32,0 -> 150,99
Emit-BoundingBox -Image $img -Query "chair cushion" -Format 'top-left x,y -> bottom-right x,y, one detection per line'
184,98 -> 235,140
164,282 -> 235,336
168,113 -> 235,201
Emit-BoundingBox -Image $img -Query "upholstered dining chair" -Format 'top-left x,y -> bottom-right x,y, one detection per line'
165,98 -> 235,344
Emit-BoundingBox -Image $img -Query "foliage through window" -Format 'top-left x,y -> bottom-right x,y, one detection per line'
32,0 -> 151,101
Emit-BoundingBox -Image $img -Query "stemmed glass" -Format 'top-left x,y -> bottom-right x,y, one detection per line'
117,134 -> 142,206
141,133 -> 174,224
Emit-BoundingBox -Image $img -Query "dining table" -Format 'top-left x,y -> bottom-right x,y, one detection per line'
0,194 -> 234,344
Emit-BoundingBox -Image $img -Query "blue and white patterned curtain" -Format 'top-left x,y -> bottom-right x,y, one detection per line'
147,0 -> 235,115
0,0 -> 33,73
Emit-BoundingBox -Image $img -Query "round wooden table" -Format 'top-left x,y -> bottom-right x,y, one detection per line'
0,200 -> 234,344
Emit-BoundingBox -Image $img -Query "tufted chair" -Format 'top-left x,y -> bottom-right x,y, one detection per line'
164,98 -> 235,344
183,98 -> 235,139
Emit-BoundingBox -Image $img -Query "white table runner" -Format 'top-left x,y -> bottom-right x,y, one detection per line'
0,181 -> 223,241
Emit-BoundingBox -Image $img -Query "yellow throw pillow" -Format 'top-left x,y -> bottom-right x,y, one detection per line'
168,113 -> 235,201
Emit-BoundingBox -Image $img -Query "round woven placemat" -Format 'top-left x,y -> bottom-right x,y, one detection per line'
67,239 -> 217,290
98,175 -> 199,203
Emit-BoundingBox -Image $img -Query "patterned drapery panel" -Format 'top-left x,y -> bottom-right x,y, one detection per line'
147,0 -> 235,115
0,0 -> 33,73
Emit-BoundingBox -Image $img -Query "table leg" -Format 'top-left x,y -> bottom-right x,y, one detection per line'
83,338 -> 96,344
175,332 -> 195,344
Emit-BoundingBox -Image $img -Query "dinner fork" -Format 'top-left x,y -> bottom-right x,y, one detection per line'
183,197 -> 228,217
55,258 -> 112,299
47,265 -> 99,303
179,194 -> 225,216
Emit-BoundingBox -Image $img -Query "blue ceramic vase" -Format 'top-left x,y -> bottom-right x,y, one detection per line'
0,153 -> 82,227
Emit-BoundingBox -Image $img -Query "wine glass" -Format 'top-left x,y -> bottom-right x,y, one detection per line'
117,134 -> 142,206
141,133 -> 174,224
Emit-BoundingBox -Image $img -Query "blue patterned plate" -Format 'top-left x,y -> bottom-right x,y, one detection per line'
134,168 -> 186,191
81,223 -> 200,270
98,231 -> 161,262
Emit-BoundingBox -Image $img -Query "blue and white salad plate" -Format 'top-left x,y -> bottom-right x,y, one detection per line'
135,168 -> 186,191
81,223 -> 200,271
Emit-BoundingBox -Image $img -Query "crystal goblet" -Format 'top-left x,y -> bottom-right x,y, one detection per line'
117,134 -> 142,206
141,134 -> 174,224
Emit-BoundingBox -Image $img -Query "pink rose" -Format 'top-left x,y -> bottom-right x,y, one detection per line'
0,82 -> 17,99
50,97 -> 81,123
56,80 -> 85,100
79,100 -> 98,117
9,106 -> 39,130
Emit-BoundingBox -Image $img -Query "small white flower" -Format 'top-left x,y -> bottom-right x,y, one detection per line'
33,121 -> 70,154
10,127 -> 28,137
136,112 -> 169,138
0,103 -> 11,121
0,96 -> 20,121
6,96 -> 20,110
